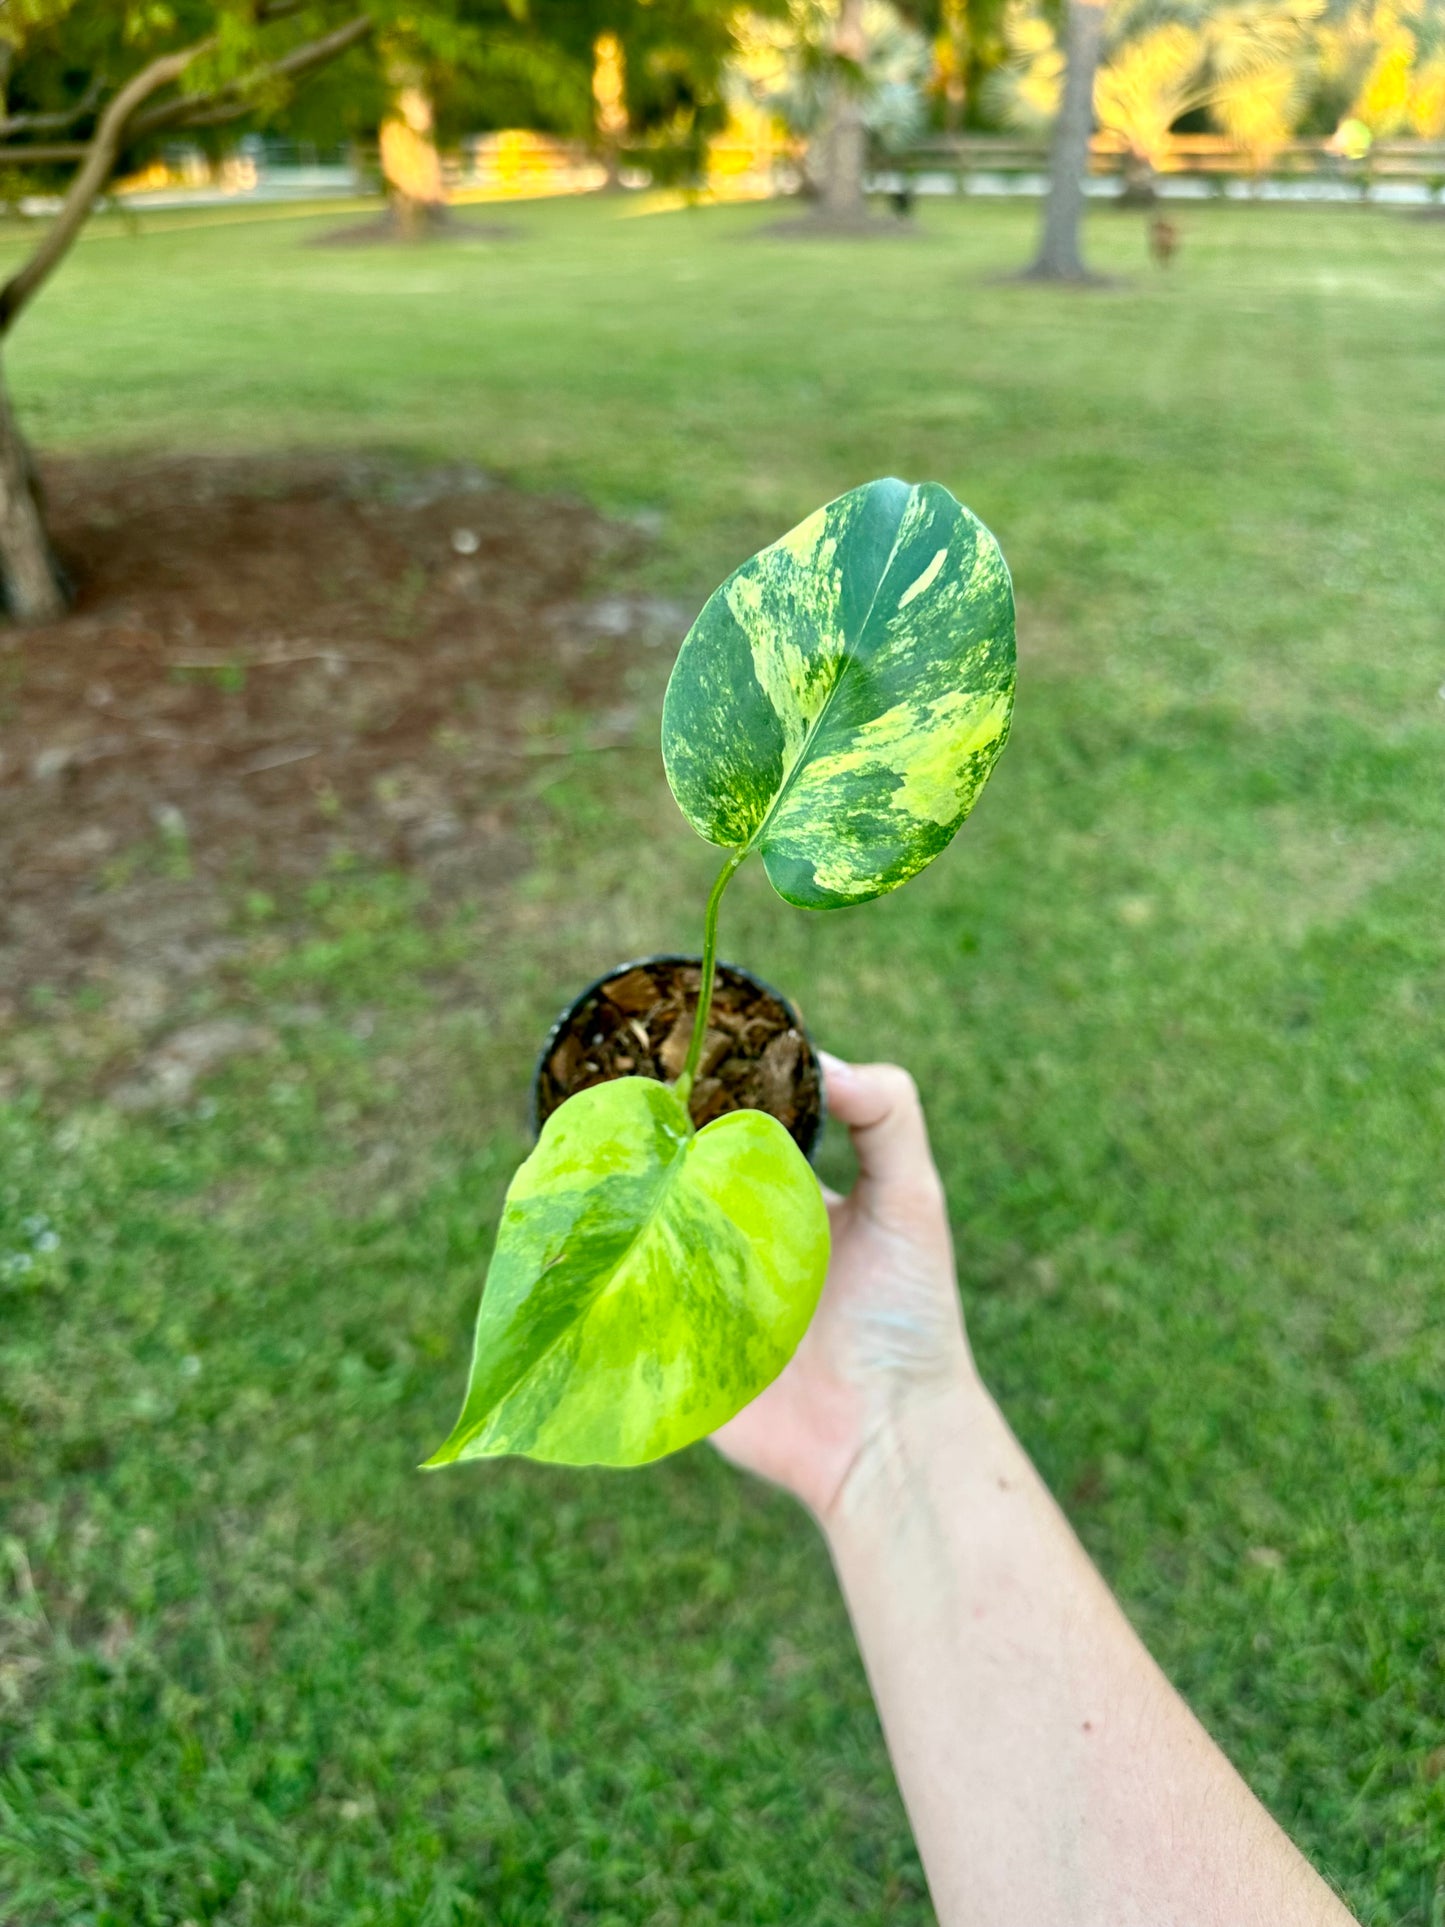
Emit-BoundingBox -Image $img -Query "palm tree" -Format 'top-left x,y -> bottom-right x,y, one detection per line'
732,0 -> 930,220
1314,0 -> 1445,136
1000,0 -> 1324,276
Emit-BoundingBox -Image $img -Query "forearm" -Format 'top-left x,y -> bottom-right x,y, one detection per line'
824,1382 -> 1355,1927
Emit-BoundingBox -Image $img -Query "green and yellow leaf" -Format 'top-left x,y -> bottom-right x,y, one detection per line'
661,477 -> 1016,908
426,1077 -> 829,1469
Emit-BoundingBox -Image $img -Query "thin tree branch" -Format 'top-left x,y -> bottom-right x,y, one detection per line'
0,41 -> 214,336
0,13 -> 374,337
0,75 -> 106,139
0,142 -> 89,163
129,16 -> 374,141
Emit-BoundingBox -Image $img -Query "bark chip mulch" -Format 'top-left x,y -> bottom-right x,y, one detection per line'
534,955 -> 823,1152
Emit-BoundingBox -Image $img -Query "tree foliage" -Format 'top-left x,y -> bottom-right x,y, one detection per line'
0,0 -> 758,177
0,0 -> 769,622
1,5 -> 376,184
733,0 -> 933,166
1314,0 -> 1445,135
989,0 -> 1445,163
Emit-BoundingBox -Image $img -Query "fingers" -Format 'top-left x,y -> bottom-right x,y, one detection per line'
817,1051 -> 940,1197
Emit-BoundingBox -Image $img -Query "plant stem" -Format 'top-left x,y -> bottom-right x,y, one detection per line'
675,849 -> 745,1110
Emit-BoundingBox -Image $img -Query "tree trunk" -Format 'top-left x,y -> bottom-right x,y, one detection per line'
1027,0 -> 1106,281
0,17 -> 372,625
820,0 -> 868,222
592,33 -> 628,192
1118,151 -> 1157,208
939,0 -> 967,136
0,362 -> 66,623
379,47 -> 446,239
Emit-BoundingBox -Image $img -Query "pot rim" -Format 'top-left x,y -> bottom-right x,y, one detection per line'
529,951 -> 827,1162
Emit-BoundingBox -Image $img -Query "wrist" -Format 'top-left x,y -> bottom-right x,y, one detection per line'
820,1365 -> 1004,1550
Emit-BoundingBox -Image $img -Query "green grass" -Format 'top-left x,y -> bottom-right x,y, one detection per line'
3,195 -> 1444,1924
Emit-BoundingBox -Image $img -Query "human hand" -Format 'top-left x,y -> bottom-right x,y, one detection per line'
711,1053 -> 978,1524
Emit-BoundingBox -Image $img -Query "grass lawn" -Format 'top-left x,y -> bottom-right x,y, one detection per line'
2,194 -> 1443,1924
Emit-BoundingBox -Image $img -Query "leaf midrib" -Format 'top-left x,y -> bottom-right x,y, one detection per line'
743,498 -> 914,860
485,1108 -> 702,1437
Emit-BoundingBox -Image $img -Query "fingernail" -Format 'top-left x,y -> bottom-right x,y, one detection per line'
817,1049 -> 854,1086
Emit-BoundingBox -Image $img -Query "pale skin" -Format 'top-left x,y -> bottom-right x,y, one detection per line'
714,1053 -> 1359,1927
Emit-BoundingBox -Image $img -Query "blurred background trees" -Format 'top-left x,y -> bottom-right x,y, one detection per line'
0,3 -> 376,620
730,0 -> 932,216
0,0 -> 754,620
0,0 -> 1440,613
1001,0 -> 1323,213
994,0 -> 1445,163
1314,0 -> 1445,136
997,0 -> 1445,273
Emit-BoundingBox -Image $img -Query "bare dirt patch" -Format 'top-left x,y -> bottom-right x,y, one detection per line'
309,214 -> 523,247
0,454 -> 688,1009
754,211 -> 923,241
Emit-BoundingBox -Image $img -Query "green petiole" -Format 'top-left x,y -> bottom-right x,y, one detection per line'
674,848 -> 746,1110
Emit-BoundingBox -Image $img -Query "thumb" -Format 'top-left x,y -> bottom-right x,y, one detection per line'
817,1052 -> 942,1200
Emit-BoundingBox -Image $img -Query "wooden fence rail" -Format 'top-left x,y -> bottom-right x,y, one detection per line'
897,133 -> 1445,190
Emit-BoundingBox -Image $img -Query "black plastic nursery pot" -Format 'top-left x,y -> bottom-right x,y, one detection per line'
530,953 -> 826,1162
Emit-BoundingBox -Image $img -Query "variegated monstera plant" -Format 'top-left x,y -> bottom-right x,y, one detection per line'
428,477 -> 1016,1471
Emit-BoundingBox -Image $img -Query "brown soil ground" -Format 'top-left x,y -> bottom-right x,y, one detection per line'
0,454 -> 690,1016
755,211 -> 921,240
309,214 -> 523,247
